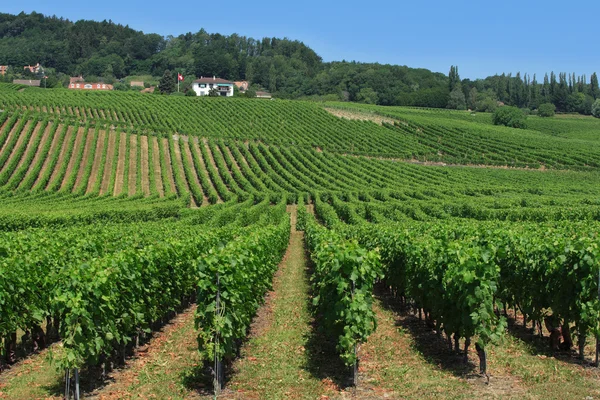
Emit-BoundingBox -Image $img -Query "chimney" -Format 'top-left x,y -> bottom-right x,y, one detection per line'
213,76 -> 215,80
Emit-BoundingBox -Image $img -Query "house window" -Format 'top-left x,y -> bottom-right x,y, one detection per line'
209,84 -> 213,88
200,84 -> 206,88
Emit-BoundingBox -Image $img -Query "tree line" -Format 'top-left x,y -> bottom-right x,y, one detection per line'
448,66 -> 600,116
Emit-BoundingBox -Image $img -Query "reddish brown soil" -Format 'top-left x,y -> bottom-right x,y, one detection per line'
128,135 -> 137,196
85,130 -> 106,194
151,137 -> 164,197
45,126 -> 74,190
190,139 -> 221,203
59,126 -> 86,191
0,119 -> 31,163
19,121 -> 54,189
171,136 -> 192,201
73,127 -> 96,192
139,135 -> 150,196
10,120 -> 44,177
182,140 -> 208,206
161,138 -> 177,195
99,131 -> 117,196
113,131 -> 127,196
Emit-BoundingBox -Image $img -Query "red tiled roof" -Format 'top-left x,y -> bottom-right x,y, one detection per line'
194,76 -> 234,84
70,76 -> 85,84
234,81 -> 249,90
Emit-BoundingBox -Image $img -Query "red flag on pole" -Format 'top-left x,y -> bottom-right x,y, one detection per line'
178,73 -> 184,82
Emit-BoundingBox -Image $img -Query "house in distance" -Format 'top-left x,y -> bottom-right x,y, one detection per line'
192,76 -> 234,97
24,63 -> 42,73
68,76 -> 113,90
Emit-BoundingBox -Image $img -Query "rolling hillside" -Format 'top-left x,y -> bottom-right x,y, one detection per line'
0,83 -> 599,400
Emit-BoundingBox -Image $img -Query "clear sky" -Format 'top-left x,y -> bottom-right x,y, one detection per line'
4,0 -> 599,80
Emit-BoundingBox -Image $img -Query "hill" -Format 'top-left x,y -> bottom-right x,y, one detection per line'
0,84 -> 599,399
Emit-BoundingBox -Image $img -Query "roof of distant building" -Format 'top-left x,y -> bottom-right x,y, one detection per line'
194,76 -> 234,84
130,81 -> 144,87
234,81 -> 249,90
13,79 -> 40,86
69,82 -> 113,90
69,76 -> 85,84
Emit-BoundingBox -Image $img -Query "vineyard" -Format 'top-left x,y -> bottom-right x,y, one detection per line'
0,83 -> 599,399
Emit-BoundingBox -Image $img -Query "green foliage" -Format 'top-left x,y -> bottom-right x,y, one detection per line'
195,217 -> 290,360
158,70 -> 176,94
357,87 -> 378,104
492,106 -> 528,128
592,99 -> 600,118
185,88 -> 196,97
447,86 -> 466,110
538,103 -> 556,117
304,212 -> 382,365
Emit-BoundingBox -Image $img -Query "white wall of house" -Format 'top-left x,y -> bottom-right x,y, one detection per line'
192,82 -> 233,97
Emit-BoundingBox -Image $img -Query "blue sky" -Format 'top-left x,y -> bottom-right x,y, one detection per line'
4,0 -> 599,80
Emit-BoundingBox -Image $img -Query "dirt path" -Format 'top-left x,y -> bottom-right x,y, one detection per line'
113,131 -> 127,196
183,141 -> 208,206
139,135 -> 150,196
18,121 -> 54,189
85,306 -> 202,400
0,120 -> 33,175
85,130 -> 106,194
219,207 -> 334,400
73,127 -> 96,191
324,107 -> 397,125
161,138 -> 177,195
128,135 -> 137,196
357,296 -> 478,399
45,126 -> 74,190
151,137 -> 164,197
99,131 -> 117,196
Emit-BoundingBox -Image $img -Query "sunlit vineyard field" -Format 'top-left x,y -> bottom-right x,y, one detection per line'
0,83 -> 599,399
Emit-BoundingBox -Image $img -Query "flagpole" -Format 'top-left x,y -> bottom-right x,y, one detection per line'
178,72 -> 180,92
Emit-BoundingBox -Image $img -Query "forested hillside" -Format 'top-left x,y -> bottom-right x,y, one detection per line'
0,12 -> 448,104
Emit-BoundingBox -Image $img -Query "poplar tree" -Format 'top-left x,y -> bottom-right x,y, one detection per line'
591,73 -> 599,99
448,65 -> 460,92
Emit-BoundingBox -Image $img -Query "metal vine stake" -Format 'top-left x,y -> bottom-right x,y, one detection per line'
64,368 -> 80,400
352,279 -> 357,387
214,272 -> 225,398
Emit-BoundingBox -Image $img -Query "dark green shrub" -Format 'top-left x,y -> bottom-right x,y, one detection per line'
492,106 -> 528,129
538,103 -> 556,117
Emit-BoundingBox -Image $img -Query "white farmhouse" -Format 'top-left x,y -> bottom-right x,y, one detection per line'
192,76 -> 234,97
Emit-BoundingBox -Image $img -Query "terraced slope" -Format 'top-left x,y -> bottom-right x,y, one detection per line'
1,84 -> 599,168
0,111 -> 598,222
